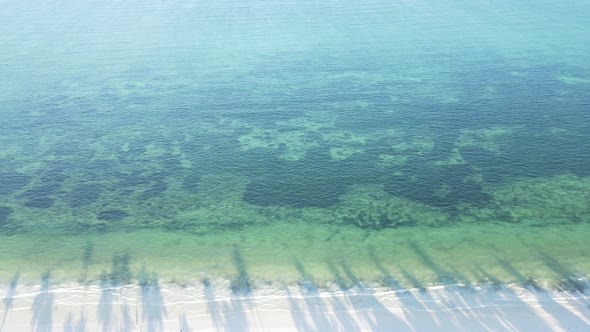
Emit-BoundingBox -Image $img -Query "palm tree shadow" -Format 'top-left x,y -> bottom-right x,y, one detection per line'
399,268 -> 426,292
79,241 -> 94,284
119,301 -> 134,332
230,247 -> 251,296
291,259 -> 334,331
493,254 -> 542,290
493,253 -> 586,330
222,298 -> 249,332
367,247 -> 401,290
98,253 -> 133,332
140,272 -> 167,332
368,249 -> 441,330
97,274 -> 113,332
283,286 -> 314,332
63,311 -> 86,332
31,272 -> 53,332
338,261 -> 406,330
203,278 -> 223,331
539,252 -> 586,293
179,314 -> 192,332
408,241 -> 457,285
225,247 -> 251,331
0,272 -> 19,331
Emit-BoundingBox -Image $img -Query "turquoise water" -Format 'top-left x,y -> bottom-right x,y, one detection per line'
1,0 -> 590,288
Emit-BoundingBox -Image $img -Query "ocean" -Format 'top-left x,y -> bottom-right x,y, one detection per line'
1,0 -> 589,292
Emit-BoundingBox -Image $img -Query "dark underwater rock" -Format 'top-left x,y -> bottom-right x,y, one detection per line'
97,209 -> 129,221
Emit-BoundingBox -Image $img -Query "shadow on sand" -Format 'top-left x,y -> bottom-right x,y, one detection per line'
0,273 -> 19,332
97,253 -> 135,332
338,261 -> 406,330
179,313 -> 192,332
97,274 -> 114,332
140,271 -> 167,332
63,311 -> 86,332
225,247 -> 252,331
286,258 -> 405,331
203,278 -> 223,331
31,272 -> 53,332
368,249 -> 446,329
292,258 -> 335,331
493,253 -> 590,330
205,247 -> 252,331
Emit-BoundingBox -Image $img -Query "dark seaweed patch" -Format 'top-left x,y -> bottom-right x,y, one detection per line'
459,147 -> 499,166
0,172 -> 32,195
19,183 -> 61,200
97,209 -> 129,221
140,182 -> 167,199
147,171 -> 167,183
242,151 -> 357,208
244,172 -> 347,208
64,184 -> 102,207
119,171 -> 150,187
385,163 -> 491,209
31,112 -> 80,130
87,159 -> 119,172
157,153 -> 183,174
39,163 -> 71,182
23,197 -> 54,209
0,206 -> 13,225
181,171 -> 201,193
121,143 -> 146,156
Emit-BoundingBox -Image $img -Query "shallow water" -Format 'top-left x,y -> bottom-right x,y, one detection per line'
1,0 -> 589,290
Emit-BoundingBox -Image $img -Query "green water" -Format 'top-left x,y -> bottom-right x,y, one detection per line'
1,223 -> 589,291
1,0 -> 589,290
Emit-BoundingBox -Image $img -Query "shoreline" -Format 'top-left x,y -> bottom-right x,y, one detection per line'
1,222 -> 589,284
2,223 -> 589,330
2,279 -> 589,331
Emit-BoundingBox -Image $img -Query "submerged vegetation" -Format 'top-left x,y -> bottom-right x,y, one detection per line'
333,186 -> 448,229
0,39 -> 588,234
1,141 -> 589,234
1,96 -> 589,234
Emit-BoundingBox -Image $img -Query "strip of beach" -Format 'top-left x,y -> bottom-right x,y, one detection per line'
1,223 -> 590,331
2,278 -> 589,331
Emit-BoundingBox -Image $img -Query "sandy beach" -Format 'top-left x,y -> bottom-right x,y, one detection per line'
2,279 -> 589,332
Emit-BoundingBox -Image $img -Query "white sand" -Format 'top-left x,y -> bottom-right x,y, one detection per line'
1,281 -> 590,331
